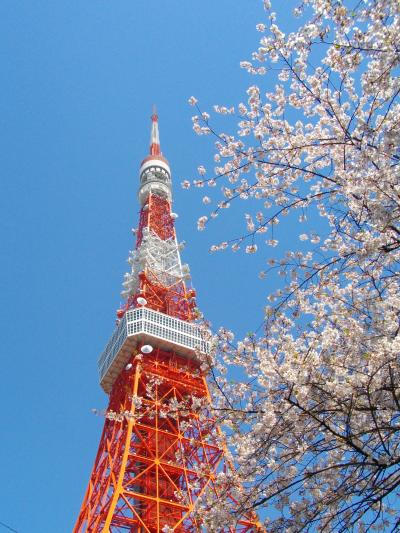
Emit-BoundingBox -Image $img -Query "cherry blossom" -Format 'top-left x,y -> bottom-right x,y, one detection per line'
188,0 -> 400,530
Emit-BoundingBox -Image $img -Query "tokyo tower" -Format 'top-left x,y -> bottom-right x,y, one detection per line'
73,111 -> 261,532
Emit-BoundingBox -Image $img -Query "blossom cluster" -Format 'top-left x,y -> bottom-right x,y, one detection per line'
188,0 -> 400,530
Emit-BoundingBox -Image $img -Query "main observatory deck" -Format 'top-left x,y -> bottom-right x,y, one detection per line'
98,307 -> 210,393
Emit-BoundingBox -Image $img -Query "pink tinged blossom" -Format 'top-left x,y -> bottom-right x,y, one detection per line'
246,244 -> 258,254
245,213 -> 255,231
197,215 -> 208,231
240,61 -> 253,71
238,103 -> 247,115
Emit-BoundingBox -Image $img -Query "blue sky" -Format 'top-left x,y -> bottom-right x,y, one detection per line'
0,1 -> 292,531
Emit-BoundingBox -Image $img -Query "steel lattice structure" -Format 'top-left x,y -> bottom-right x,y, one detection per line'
73,111 -> 261,532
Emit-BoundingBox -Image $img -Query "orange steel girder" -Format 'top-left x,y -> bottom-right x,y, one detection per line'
126,192 -> 196,322
74,349 -> 260,532
137,272 -> 195,322
137,194 -> 175,246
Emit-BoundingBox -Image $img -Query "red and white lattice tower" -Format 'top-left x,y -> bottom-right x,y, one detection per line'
73,111 -> 261,532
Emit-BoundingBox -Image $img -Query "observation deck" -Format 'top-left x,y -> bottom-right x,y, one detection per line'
98,307 -> 210,393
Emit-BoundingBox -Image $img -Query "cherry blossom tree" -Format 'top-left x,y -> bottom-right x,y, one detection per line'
187,0 -> 400,530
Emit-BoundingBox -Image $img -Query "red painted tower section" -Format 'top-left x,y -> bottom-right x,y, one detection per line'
73,112 -> 261,532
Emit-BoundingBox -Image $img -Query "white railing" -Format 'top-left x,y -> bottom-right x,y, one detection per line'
98,307 -> 210,393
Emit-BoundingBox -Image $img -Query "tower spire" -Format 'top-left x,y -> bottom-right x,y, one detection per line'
138,110 -> 171,206
149,105 -> 161,156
